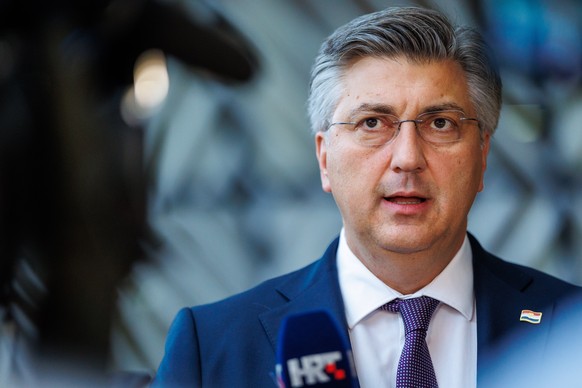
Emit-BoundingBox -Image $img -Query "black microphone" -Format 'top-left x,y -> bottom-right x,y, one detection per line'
275,310 -> 358,387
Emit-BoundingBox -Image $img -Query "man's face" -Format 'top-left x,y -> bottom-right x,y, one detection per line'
315,56 -> 490,263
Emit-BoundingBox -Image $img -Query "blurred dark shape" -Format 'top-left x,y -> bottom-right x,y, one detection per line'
0,0 -> 258,383
0,0 -> 259,89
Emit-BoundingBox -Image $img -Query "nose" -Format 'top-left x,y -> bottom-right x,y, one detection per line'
388,121 -> 427,173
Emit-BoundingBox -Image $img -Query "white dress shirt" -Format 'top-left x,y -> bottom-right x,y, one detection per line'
337,229 -> 477,388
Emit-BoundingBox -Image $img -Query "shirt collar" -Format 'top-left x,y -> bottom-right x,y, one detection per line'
337,228 -> 474,329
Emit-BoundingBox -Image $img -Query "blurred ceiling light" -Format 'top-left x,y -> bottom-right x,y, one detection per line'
134,49 -> 169,110
121,49 -> 169,126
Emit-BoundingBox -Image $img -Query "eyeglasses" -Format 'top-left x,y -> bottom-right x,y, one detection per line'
328,110 -> 480,146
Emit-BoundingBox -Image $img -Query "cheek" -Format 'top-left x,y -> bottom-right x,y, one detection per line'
429,148 -> 475,189
330,148 -> 377,185
326,152 -> 354,192
326,146 -> 377,200
445,153 -> 484,202
326,140 -> 355,177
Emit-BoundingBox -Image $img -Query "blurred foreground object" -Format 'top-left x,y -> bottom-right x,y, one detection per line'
0,0 -> 257,384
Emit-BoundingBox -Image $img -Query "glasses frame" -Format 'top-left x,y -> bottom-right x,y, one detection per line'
328,109 -> 480,145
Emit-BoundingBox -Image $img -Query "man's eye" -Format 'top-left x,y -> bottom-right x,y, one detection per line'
431,117 -> 454,130
361,117 -> 381,129
364,118 -> 378,128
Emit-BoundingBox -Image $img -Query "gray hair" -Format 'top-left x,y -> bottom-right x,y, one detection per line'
307,7 -> 502,138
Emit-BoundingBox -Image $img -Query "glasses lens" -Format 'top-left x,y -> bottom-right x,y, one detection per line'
352,114 -> 399,146
417,111 -> 463,143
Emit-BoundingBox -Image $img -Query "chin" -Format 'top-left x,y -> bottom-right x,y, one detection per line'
376,228 -> 435,254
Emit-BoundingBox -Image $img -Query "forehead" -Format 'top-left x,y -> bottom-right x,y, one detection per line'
335,56 -> 473,116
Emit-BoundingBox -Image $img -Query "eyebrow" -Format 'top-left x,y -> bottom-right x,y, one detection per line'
346,102 -> 469,119
347,103 -> 396,118
423,102 -> 468,114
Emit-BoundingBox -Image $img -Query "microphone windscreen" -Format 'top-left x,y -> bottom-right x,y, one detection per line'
275,310 -> 357,387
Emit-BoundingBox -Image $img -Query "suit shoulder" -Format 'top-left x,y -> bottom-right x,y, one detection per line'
472,234 -> 581,298
501,257 -> 577,289
191,257 -> 323,317
188,237 -> 340,316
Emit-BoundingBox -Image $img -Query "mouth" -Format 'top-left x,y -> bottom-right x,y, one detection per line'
384,195 -> 428,205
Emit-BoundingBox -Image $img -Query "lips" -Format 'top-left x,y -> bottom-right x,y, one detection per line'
385,196 -> 426,205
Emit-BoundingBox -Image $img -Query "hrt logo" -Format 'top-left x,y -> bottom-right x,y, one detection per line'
287,351 -> 346,387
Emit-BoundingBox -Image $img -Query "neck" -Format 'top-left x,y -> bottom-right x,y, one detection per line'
346,234 -> 465,295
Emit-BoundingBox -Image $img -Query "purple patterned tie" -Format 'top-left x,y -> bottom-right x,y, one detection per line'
381,296 -> 440,388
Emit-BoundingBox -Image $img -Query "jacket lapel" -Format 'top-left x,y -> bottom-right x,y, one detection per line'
258,238 -> 348,350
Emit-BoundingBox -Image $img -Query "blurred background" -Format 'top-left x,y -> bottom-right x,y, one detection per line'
0,0 -> 580,383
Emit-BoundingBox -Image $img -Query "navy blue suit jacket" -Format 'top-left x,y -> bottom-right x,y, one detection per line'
152,234 -> 581,387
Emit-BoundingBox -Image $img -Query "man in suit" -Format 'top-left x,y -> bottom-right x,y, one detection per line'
152,7 -> 582,387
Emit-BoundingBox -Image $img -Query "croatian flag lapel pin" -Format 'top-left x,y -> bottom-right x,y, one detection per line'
520,309 -> 542,324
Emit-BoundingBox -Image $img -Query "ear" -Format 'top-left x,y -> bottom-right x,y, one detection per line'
315,131 -> 332,193
478,133 -> 491,192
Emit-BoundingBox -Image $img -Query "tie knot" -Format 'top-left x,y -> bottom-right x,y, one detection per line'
382,296 -> 440,333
